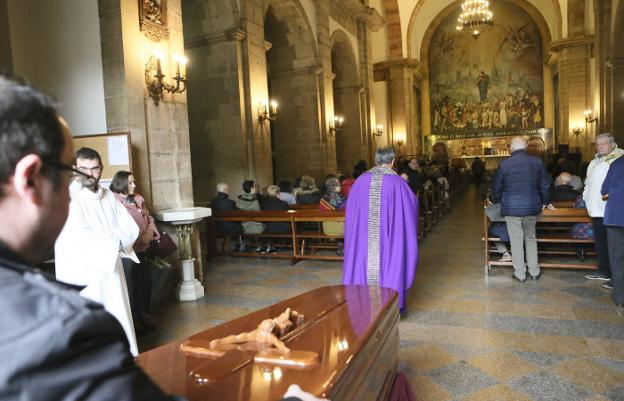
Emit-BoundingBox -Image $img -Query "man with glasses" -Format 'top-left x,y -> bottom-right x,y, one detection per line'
0,76 -> 180,400
54,146 -> 140,356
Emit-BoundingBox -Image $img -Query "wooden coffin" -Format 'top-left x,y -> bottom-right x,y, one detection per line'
137,285 -> 400,401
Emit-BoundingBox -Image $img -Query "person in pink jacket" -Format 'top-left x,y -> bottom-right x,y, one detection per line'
110,170 -> 160,333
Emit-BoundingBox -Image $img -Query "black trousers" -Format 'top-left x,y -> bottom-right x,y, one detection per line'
607,226 -> 624,305
592,217 -> 612,277
122,254 -> 152,322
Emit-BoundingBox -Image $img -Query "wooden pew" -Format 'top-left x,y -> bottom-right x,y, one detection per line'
483,205 -> 597,271
212,209 -> 345,263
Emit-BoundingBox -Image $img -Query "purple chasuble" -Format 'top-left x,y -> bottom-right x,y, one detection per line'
342,166 -> 419,311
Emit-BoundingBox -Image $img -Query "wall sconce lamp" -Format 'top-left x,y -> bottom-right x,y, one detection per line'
144,51 -> 187,105
572,125 -> 584,136
584,110 -> 598,124
329,115 -> 344,134
394,139 -> 404,153
259,100 -> 278,124
571,125 -> 584,147
374,124 -> 384,137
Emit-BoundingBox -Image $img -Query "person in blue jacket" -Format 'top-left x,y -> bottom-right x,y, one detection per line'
491,136 -> 553,282
601,156 -> 624,309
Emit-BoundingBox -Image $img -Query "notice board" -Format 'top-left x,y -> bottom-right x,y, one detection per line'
73,132 -> 132,187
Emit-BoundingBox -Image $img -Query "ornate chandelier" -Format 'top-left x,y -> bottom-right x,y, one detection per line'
456,0 -> 494,39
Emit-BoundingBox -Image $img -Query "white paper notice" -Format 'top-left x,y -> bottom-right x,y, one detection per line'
107,136 -> 129,166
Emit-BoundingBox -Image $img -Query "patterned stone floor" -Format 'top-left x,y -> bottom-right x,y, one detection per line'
140,187 -> 624,401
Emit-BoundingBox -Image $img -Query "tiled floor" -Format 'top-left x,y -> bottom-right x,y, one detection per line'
141,187 -> 624,401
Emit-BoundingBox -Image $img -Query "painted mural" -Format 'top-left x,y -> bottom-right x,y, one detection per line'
428,1 -> 544,137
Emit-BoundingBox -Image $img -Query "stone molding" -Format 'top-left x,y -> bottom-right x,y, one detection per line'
331,0 -> 386,33
549,35 -> 594,53
184,28 -> 246,49
373,58 -> 425,82
268,65 -> 324,78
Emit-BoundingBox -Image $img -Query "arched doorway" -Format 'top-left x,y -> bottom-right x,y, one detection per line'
331,31 -> 363,177
264,0 -> 321,183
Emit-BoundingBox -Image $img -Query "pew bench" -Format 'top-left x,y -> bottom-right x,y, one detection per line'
483,206 -> 597,271
212,209 -> 345,263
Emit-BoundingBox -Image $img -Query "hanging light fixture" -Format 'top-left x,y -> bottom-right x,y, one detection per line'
456,0 -> 493,39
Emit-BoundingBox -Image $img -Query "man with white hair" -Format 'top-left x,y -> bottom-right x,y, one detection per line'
552,172 -> 581,202
582,133 -> 624,286
491,136 -> 553,282
210,182 -> 244,251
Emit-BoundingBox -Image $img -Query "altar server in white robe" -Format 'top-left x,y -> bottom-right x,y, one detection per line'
55,147 -> 140,356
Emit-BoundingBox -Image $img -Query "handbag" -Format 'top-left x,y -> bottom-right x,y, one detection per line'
149,231 -> 178,258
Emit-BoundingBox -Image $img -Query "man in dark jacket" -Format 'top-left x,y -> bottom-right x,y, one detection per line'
0,77 -> 179,401
602,156 -> 624,309
210,182 -> 243,235
210,182 -> 244,251
491,136 -> 553,282
404,158 -> 424,196
551,172 -> 581,202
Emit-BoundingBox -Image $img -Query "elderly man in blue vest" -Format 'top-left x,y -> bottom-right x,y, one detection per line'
601,155 -> 624,310
491,136 -> 553,282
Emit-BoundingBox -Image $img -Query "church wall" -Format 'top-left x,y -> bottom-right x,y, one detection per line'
370,0 -> 388,64
0,1 -> 12,74
182,0 -> 253,205
372,80 -> 390,149
6,0 -> 107,136
98,0 -> 194,211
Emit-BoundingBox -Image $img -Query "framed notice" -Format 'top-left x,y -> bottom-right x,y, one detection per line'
73,132 -> 132,184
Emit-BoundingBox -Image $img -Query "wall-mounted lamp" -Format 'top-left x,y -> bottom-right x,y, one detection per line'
394,139 -> 404,153
144,51 -> 187,105
374,124 -> 384,137
571,125 -> 584,148
584,110 -> 598,124
329,115 -> 344,134
259,100 -> 278,124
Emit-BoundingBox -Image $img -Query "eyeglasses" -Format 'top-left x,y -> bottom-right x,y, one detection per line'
44,159 -> 97,181
76,165 -> 103,175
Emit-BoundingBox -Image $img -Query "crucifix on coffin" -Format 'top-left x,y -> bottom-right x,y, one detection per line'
179,308 -> 319,368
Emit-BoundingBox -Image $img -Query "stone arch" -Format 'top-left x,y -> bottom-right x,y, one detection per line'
183,0 -> 240,37
264,0 -> 322,182
407,0 -> 561,61
414,0 -> 556,143
419,0 -> 553,68
330,29 -> 364,177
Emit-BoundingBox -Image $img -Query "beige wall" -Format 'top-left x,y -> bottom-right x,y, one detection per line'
99,0 -> 193,210
6,0 -> 108,135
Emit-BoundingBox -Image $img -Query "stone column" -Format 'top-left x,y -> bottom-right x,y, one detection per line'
98,0 -> 193,211
612,57 -> 624,146
334,84 -> 365,175
552,37 -> 594,159
182,0 -> 272,203
357,20 -> 374,162
383,59 -> 421,156
316,0 -> 336,176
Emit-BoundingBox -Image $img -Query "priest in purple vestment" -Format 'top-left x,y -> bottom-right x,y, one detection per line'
343,147 -> 419,311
